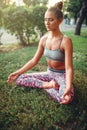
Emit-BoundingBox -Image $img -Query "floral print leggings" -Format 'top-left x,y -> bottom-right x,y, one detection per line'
16,68 -> 74,103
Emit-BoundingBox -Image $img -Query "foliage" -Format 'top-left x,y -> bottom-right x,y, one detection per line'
0,0 -> 6,8
3,6 -> 34,45
66,0 -> 83,18
2,5 -> 47,45
74,0 -> 87,35
23,0 -> 48,7
0,8 -> 3,27
32,5 -> 47,35
0,8 -> 3,45
0,30 -> 87,130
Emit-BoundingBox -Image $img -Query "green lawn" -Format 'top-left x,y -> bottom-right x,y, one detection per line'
0,29 -> 87,130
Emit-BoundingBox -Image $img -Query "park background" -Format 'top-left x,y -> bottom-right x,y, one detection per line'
0,0 -> 87,130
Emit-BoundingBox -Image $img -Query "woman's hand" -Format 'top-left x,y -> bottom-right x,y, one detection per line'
7,72 -> 19,83
60,89 -> 72,104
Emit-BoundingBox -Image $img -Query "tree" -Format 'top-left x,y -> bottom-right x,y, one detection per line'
0,0 -> 6,8
67,0 -> 83,22
0,8 -> 3,27
67,0 -> 87,35
0,0 -> 11,7
3,5 -> 47,45
75,0 -> 87,35
23,0 -> 48,7
0,8 -> 3,44
4,0 -> 11,5
3,6 -> 34,45
32,5 -> 47,35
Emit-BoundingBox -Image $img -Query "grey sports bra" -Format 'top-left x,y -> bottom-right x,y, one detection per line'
44,36 -> 65,62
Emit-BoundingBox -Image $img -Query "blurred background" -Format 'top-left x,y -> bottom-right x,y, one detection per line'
0,0 -> 87,45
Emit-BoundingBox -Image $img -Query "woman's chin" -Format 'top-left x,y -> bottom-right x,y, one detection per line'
46,28 -> 51,31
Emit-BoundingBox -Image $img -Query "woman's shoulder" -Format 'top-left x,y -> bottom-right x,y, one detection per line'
63,35 -> 72,42
39,34 -> 48,46
63,35 -> 72,46
40,34 -> 48,41
62,35 -> 73,50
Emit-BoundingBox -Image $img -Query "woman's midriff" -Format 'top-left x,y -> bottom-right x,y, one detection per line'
46,59 -> 65,70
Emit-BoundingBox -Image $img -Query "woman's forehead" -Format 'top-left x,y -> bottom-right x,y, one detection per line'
44,11 -> 56,18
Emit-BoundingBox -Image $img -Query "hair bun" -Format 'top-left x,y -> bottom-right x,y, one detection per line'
55,1 -> 63,10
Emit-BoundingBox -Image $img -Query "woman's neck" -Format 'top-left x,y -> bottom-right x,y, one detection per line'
49,29 -> 63,38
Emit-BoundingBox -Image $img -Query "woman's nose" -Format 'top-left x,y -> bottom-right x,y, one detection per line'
45,20 -> 50,25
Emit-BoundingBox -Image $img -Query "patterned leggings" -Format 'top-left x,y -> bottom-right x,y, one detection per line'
16,68 -> 74,103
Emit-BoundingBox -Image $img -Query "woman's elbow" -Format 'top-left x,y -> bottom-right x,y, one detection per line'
32,58 -> 39,66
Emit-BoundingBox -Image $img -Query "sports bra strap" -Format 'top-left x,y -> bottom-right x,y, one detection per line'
59,35 -> 64,49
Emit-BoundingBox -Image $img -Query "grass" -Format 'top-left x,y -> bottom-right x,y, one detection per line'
0,29 -> 87,130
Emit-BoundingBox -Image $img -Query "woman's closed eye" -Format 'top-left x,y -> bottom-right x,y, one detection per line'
44,18 -> 54,22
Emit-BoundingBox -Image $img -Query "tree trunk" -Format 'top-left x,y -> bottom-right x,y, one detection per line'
75,0 -> 87,35
19,33 -> 26,46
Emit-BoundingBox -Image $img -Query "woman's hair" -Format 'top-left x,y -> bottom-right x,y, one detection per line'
47,2 -> 63,20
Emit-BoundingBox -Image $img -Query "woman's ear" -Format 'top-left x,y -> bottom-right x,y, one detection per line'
59,18 -> 63,24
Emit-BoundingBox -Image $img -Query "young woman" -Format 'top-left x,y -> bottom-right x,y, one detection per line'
7,2 -> 74,104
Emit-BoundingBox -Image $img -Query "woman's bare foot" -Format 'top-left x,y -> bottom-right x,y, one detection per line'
49,80 -> 59,89
43,80 -> 59,89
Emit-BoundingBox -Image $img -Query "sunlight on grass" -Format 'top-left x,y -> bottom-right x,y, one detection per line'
0,43 -> 23,52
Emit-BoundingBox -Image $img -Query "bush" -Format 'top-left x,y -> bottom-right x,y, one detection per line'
2,5 -> 47,46
3,6 -> 34,45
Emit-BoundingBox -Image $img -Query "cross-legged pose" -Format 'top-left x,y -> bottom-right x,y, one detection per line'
7,2 -> 74,104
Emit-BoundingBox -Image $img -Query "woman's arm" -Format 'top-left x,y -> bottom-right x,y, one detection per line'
61,37 -> 74,103
7,36 -> 46,82
65,38 -> 73,91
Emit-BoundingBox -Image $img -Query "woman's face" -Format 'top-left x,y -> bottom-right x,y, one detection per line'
44,11 -> 60,31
